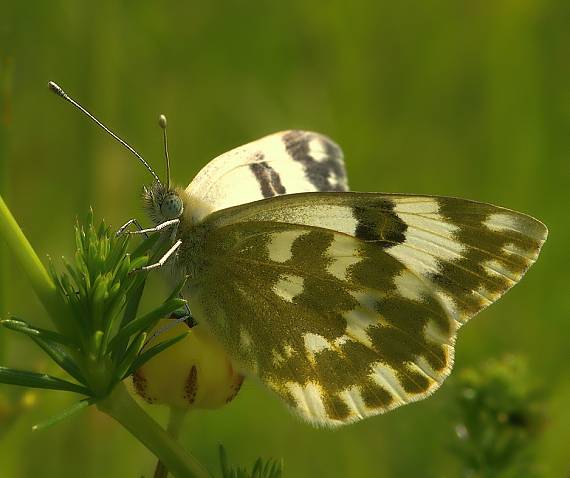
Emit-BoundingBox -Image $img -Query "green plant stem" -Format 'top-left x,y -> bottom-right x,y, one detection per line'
154,407 -> 188,478
0,195 -> 70,334
97,383 -> 211,478
154,456 -> 169,478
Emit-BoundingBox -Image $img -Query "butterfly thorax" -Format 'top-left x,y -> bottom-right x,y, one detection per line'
143,181 -> 212,280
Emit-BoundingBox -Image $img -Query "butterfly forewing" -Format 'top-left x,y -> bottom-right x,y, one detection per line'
184,192 -> 546,426
185,131 -> 348,222
205,192 -> 548,324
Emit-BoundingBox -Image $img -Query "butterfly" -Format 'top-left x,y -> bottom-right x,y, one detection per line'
49,82 -> 547,427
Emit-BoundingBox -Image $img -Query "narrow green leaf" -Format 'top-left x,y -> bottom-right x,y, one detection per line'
116,332 -> 147,380
112,276 -> 146,361
32,397 -> 96,431
92,330 -> 104,358
1,318 -> 75,347
251,458 -> 262,478
97,220 -> 107,241
105,282 -> 122,310
108,235 -> 129,271
130,231 -> 163,258
0,366 -> 90,394
62,256 -> 84,295
1,318 -> 85,384
91,274 -> 109,329
101,294 -> 127,352
124,332 -> 188,379
114,254 -> 131,285
110,298 -> 186,349
85,209 -> 94,235
122,272 -> 146,323
128,255 -> 150,273
219,445 -> 231,478
166,276 -> 189,302
74,222 -> 84,256
32,336 -> 86,384
270,460 -> 283,478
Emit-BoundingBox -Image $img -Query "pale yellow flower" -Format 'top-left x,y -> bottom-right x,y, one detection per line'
133,320 -> 243,410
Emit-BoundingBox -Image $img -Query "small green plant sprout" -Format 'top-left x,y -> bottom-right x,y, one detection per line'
0,197 -> 210,477
449,355 -> 547,478
0,209 -> 187,412
219,445 -> 283,478
0,196 -> 284,477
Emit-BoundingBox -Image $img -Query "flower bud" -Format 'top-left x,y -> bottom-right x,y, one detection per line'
132,320 -> 243,410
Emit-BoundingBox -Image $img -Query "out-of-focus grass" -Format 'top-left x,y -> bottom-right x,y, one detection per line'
449,356 -> 547,477
0,56 -> 12,363
1,1 -> 569,477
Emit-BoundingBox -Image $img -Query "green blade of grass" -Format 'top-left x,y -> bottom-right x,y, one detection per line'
32,397 -> 96,431
130,231 -> 163,258
219,445 -> 231,478
1,318 -> 85,383
115,331 -> 146,381
0,366 -> 90,395
1,317 -> 75,347
109,298 -> 186,350
0,196 -> 68,331
166,276 -> 189,302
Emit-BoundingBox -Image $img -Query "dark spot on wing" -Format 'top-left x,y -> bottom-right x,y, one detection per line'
428,198 -> 543,320
249,154 -> 287,198
283,130 -> 347,192
352,199 -> 408,248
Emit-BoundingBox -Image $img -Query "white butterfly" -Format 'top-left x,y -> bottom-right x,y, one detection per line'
50,82 -> 547,427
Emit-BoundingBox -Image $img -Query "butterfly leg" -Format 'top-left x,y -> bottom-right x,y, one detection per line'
126,218 -> 180,236
116,218 -> 146,237
131,239 -> 182,273
120,219 -> 193,321
144,309 -> 194,346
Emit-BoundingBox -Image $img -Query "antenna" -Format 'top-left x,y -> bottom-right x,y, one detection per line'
48,81 -> 162,185
158,114 -> 171,190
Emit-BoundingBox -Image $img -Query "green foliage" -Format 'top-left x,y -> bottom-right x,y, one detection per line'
449,356 -> 547,478
219,445 -> 282,478
0,211 -> 187,408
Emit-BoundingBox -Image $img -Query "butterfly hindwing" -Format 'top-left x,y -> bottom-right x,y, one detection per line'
187,221 -> 456,426
184,192 -> 546,426
185,131 -> 348,221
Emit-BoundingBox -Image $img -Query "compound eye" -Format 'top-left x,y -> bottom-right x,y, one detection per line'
160,194 -> 183,219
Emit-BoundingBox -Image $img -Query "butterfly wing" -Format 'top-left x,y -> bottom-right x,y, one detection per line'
186,192 -> 547,426
185,131 -> 348,222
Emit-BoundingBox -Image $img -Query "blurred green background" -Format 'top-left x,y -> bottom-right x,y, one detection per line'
1,1 -> 569,477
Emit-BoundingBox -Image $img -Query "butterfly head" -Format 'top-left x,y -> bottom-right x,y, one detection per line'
142,114 -> 187,224
143,182 -> 184,225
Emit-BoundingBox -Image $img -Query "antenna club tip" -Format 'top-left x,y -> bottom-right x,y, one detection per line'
158,114 -> 167,129
48,81 -> 65,97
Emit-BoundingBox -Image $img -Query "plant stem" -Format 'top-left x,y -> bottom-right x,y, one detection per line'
0,195 -> 71,335
154,408 -> 188,478
154,457 -> 169,478
97,383 -> 211,478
